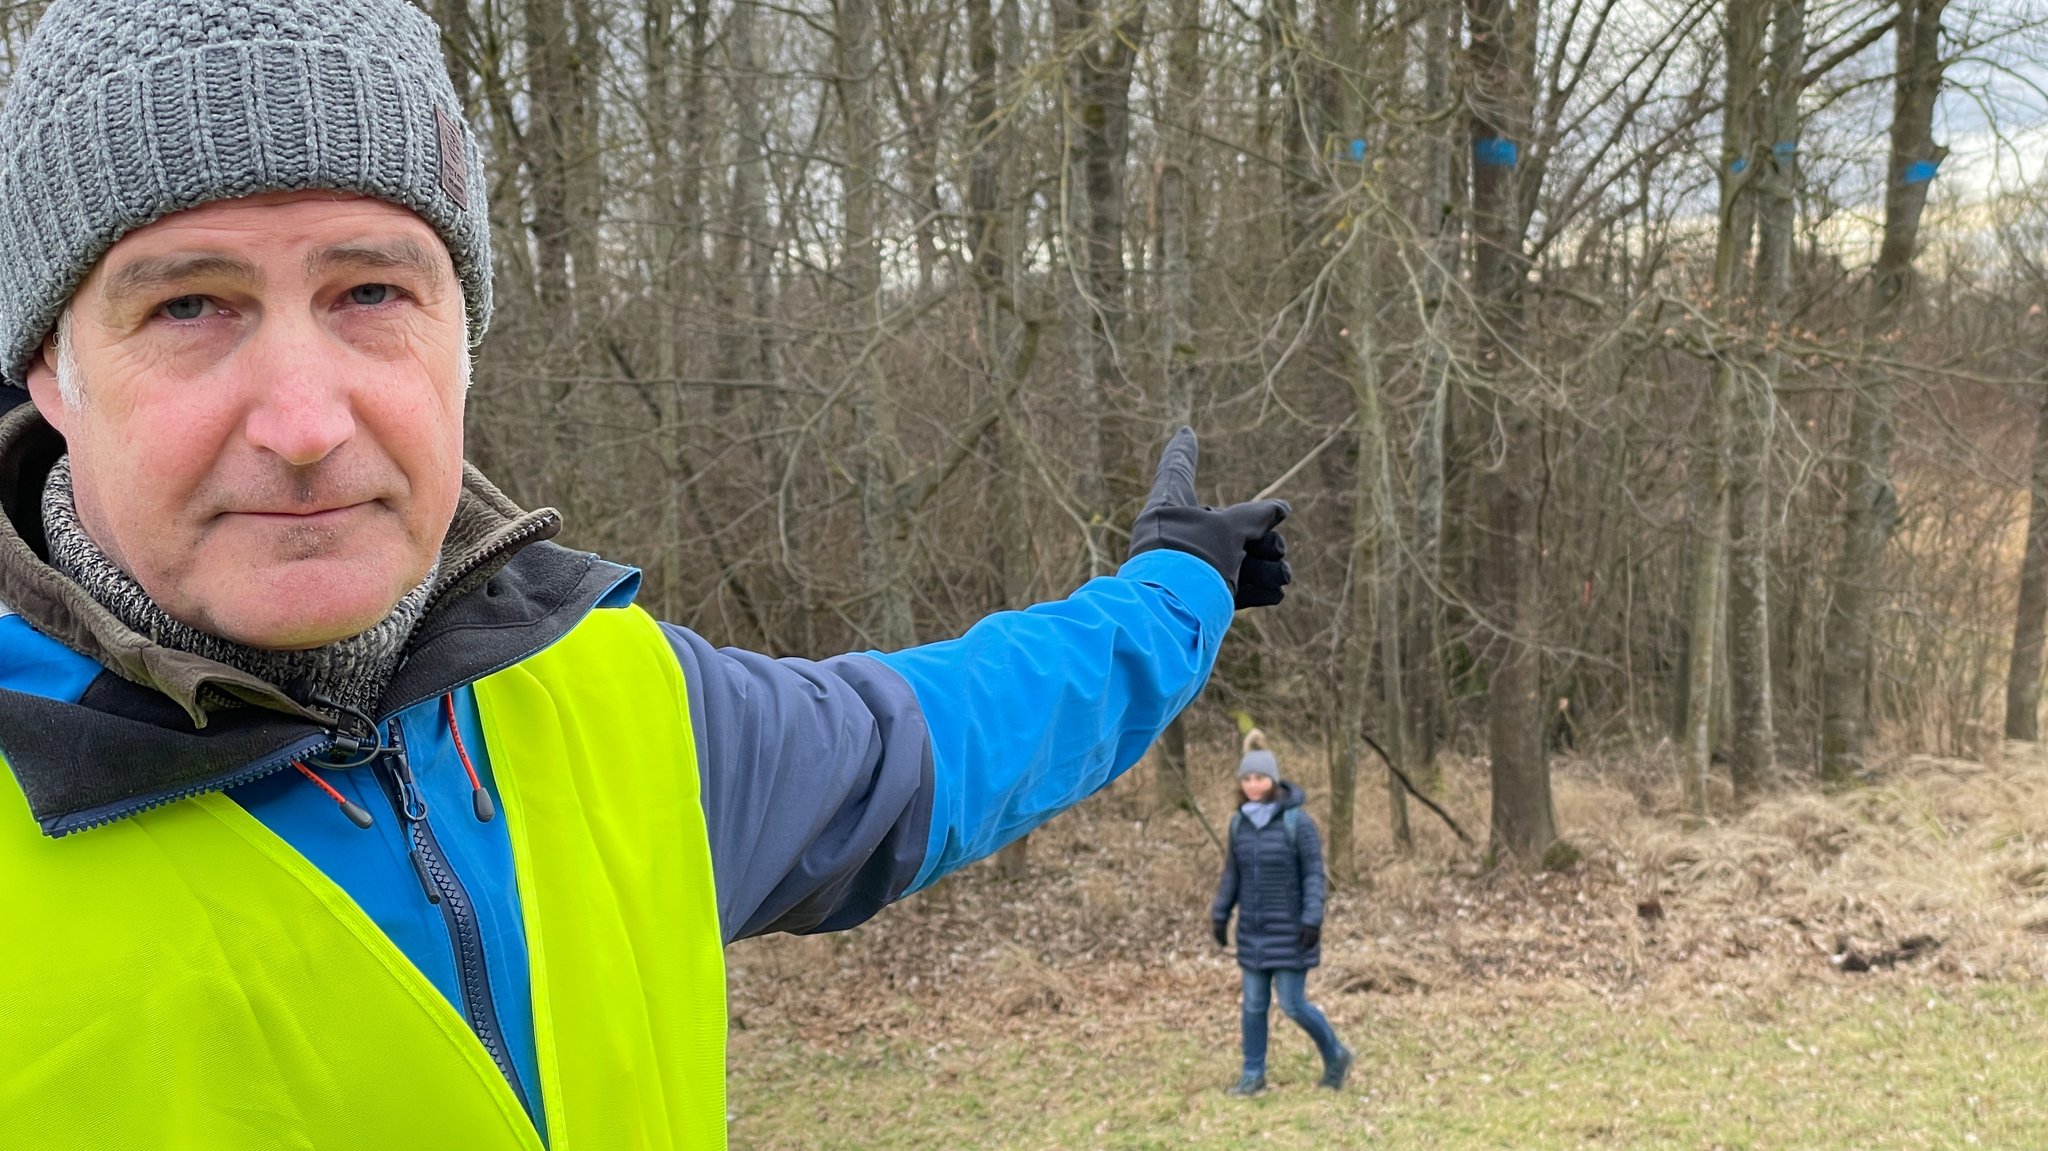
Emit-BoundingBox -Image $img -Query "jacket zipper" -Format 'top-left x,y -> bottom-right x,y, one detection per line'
48,524 -> 633,840
50,734 -> 335,836
371,718 -> 532,1112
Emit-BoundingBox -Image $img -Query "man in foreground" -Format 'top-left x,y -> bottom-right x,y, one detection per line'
0,2 -> 1291,1147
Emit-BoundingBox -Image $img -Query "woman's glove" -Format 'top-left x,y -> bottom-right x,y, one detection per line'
1212,919 -> 1230,948
1298,924 -> 1321,951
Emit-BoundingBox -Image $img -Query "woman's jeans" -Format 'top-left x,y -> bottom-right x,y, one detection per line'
1240,966 -> 1343,1075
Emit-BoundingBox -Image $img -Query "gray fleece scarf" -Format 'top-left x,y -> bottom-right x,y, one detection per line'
41,454 -> 435,714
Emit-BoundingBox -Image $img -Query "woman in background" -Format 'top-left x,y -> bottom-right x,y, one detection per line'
1210,729 -> 1353,1096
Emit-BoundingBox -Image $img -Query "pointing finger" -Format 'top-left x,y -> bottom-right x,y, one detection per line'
1146,427 -> 1199,509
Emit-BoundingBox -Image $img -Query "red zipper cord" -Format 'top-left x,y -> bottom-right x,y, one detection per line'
443,692 -> 497,823
293,760 -> 374,829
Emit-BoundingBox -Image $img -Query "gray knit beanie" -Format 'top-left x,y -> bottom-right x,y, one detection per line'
0,0 -> 493,386
1237,728 -> 1278,780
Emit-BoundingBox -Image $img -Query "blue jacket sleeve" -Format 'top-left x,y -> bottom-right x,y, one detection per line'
669,547 -> 1232,941
874,548 -> 1235,893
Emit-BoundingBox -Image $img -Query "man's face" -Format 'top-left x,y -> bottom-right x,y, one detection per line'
25,192 -> 469,651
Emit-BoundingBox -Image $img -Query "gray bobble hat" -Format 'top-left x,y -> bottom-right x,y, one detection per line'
1237,748 -> 1278,781
0,0 -> 493,385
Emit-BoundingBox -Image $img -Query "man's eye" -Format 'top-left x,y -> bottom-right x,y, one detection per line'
160,296 -> 210,321
349,284 -> 396,306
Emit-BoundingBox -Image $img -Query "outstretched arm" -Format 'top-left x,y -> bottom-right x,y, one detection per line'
876,548 -> 1233,893
673,554 -> 1228,940
683,430 -> 1291,940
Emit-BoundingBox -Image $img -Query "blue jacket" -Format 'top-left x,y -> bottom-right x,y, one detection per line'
1211,781 -> 1325,970
0,404 -> 1236,1139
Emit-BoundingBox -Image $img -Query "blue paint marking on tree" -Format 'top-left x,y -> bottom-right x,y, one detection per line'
1473,137 -> 1517,167
1350,138 -> 1366,162
1904,159 -> 1940,185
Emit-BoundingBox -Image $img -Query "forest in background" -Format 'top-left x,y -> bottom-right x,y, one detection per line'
5,0 -> 2048,872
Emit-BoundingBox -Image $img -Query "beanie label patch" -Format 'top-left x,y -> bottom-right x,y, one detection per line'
434,106 -> 467,207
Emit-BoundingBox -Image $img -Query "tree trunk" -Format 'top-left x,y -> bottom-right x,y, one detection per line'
1821,0 -> 1947,785
838,0 -> 916,651
1334,224 -> 1407,871
565,0 -> 604,319
1729,0 -> 1805,796
434,0 -> 477,107
2007,384 -> 2048,741
726,0 -> 776,391
1058,0 -> 1146,572
879,0 -> 945,296
642,0 -> 686,622
1329,0 -> 1407,858
1468,0 -> 1556,864
994,836 -> 1030,881
1151,0 -> 1203,814
1683,0 -> 1765,819
1403,0 -> 1460,795
523,0 -> 576,319
1155,0 -> 1199,435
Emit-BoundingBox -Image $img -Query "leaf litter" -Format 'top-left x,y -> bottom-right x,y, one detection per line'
728,737 -> 2048,1065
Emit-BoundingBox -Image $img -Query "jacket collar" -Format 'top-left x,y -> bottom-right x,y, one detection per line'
0,396 -> 640,836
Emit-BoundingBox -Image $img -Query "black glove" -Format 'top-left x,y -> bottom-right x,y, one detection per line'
1128,428 -> 1292,610
1213,919 -> 1230,948
1298,924 -> 1321,951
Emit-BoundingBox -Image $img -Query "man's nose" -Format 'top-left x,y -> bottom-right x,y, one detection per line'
239,314 -> 357,467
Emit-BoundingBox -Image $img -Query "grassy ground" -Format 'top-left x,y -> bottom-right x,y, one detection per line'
730,977 -> 2048,1149
725,743 -> 2048,1150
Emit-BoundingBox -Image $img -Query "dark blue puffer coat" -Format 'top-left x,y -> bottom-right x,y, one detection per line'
1210,780 -> 1325,970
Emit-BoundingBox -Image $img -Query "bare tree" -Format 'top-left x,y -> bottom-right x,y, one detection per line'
1469,0 -> 1557,862
1681,0 -> 1767,818
1150,0 -> 1204,814
1402,0 -> 1462,796
1726,0 -> 1806,797
1821,0 -> 1948,786
1058,0 -> 1147,571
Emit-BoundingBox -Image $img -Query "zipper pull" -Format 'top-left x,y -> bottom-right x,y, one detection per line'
408,847 -> 441,904
442,693 -> 496,824
292,760 -> 375,829
379,722 -> 442,906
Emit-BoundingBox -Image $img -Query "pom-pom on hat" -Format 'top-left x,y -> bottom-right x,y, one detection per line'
1237,728 -> 1278,780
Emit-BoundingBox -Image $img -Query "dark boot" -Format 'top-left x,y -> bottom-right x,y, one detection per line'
1318,1045 -> 1354,1091
1226,1071 -> 1267,1097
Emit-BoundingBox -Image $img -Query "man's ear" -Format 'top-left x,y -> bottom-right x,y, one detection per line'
23,334 -> 68,435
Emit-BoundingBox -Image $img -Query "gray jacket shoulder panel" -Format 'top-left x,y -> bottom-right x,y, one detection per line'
661,624 -> 934,943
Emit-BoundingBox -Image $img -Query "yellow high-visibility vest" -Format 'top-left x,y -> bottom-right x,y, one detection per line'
0,605 -> 727,1150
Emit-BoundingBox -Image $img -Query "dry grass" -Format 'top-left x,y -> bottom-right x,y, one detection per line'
726,739 -> 2048,1147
